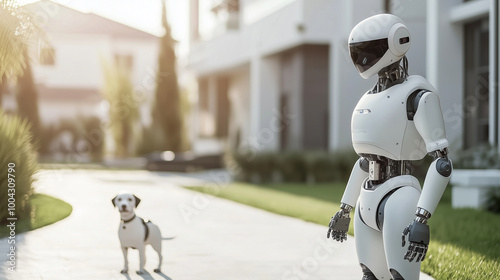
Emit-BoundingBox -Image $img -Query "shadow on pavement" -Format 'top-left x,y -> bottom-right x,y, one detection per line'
125,270 -> 172,280
155,272 -> 173,280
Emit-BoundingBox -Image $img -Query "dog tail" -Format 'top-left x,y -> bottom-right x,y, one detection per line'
162,236 -> 176,241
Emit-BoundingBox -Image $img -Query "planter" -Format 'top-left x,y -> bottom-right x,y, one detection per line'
450,169 -> 500,209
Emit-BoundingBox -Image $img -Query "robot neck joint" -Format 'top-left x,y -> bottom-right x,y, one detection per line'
373,57 -> 409,93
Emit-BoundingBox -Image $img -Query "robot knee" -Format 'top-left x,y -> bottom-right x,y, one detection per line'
360,263 -> 378,280
389,268 -> 405,280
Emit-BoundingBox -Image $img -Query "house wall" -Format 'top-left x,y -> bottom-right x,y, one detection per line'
188,0 -> 432,153
302,44 -> 329,150
32,33 -> 159,126
426,0 -> 465,152
328,0 -> 386,150
33,34 -> 107,89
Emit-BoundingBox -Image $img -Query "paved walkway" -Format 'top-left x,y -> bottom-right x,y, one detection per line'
0,169 -> 433,280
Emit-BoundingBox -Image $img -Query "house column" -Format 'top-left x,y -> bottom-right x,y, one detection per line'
427,0 -> 464,150
189,0 -> 199,45
493,0 -> 500,150
248,55 -> 280,151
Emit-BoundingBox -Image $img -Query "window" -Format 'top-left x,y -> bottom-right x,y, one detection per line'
114,54 -> 134,73
463,17 -> 490,149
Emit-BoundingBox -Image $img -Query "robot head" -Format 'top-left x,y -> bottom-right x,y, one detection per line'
348,14 -> 410,79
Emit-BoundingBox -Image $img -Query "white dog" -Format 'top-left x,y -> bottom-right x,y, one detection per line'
112,192 -> 162,274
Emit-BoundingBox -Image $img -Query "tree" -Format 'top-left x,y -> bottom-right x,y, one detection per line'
0,0 -> 43,78
16,50 -> 40,142
101,59 -> 138,158
151,0 -> 184,152
0,75 -> 7,107
0,0 -> 42,224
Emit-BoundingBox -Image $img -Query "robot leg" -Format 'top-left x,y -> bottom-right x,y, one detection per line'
382,187 -> 421,280
354,202 -> 392,280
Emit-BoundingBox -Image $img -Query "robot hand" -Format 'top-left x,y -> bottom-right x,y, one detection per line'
327,204 -> 352,242
401,219 -> 430,262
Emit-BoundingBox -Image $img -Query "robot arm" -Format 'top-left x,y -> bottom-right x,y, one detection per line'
402,91 -> 453,262
327,157 -> 369,242
341,157 -> 369,207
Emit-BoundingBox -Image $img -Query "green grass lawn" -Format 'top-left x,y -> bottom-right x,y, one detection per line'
187,182 -> 500,280
0,193 -> 73,238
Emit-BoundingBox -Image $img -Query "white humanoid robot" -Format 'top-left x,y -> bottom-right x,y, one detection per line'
326,14 -> 452,280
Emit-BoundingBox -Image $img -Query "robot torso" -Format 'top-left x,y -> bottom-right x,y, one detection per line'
351,75 -> 437,161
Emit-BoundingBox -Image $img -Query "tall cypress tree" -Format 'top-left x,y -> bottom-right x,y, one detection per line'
151,0 -> 183,152
0,75 -> 7,107
16,51 -> 40,142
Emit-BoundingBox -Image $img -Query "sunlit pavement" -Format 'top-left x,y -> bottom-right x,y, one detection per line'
0,169 -> 434,280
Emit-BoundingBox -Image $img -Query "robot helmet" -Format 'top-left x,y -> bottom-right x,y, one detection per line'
348,14 -> 410,79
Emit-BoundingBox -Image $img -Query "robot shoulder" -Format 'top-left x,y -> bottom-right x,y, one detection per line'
405,75 -> 439,121
406,89 -> 429,120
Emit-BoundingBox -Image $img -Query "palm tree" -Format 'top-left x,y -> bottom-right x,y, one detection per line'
101,59 -> 139,158
0,0 -> 44,78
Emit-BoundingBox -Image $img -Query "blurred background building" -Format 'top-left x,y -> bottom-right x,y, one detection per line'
2,0 -> 498,170
186,0 -> 499,157
23,1 -> 159,126
2,0 -> 160,160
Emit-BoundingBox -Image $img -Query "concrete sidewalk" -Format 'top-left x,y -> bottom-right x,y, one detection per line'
0,169 -> 433,280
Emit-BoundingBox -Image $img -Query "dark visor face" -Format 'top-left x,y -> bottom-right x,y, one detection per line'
349,38 -> 389,73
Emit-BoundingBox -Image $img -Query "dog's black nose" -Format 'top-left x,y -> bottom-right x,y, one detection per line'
121,205 -> 127,210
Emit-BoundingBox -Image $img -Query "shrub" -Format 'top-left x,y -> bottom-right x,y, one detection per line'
0,111 -> 38,224
229,150 -> 255,182
81,116 -> 104,161
275,151 -> 308,183
135,124 -> 167,156
250,152 -> 276,183
486,189 -> 500,214
229,150 -> 359,184
38,117 -> 104,162
306,150 -> 358,183
453,144 -> 500,169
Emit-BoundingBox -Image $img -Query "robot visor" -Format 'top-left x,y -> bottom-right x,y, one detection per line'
349,38 -> 389,73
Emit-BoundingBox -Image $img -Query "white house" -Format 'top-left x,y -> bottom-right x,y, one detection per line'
18,0 -> 160,157
20,1 -> 158,127
187,0 -> 500,209
186,0 -> 500,157
186,0 -> 437,154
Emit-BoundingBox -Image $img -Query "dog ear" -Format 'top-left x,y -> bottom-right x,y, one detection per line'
133,195 -> 141,207
111,195 -> 117,207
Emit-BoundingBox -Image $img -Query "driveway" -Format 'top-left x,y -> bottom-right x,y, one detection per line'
0,169 -> 433,280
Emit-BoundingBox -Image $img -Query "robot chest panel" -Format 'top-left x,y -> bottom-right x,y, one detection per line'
351,89 -> 425,160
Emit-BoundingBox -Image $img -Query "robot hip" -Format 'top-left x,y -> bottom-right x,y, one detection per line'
357,175 -> 421,231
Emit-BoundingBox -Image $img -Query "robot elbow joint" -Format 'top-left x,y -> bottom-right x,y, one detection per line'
435,157 -> 452,177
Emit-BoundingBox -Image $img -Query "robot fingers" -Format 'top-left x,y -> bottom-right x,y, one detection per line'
327,211 -> 350,242
403,242 -> 428,262
404,243 -> 414,260
415,244 -> 428,262
331,230 -> 348,242
401,225 -> 411,247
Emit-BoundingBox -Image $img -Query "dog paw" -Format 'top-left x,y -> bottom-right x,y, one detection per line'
136,270 -> 145,275
154,268 -> 161,273
120,269 -> 128,274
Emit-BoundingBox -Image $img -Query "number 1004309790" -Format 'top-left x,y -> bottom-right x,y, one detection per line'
7,162 -> 16,218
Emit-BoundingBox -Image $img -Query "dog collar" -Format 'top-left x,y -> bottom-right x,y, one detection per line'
121,214 -> 136,224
